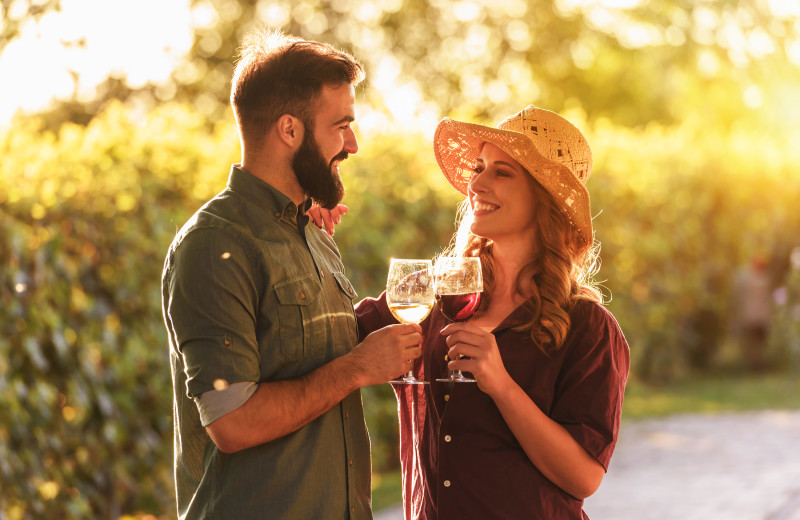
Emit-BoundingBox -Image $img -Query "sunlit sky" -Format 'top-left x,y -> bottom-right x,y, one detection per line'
1,0 -> 799,129
0,0 -> 194,124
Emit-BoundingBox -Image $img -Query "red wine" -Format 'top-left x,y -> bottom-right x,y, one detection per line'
436,292 -> 482,322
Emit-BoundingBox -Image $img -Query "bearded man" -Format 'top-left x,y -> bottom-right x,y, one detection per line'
161,30 -> 422,520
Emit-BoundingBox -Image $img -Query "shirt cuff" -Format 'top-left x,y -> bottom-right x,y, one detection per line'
195,381 -> 258,427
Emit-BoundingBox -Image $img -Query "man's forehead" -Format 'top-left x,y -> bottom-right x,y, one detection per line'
316,84 -> 356,122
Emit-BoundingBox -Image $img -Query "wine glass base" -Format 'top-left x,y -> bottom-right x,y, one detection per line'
390,378 -> 430,385
435,377 -> 476,383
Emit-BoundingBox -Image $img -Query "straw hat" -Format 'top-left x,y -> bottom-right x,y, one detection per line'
433,105 -> 594,251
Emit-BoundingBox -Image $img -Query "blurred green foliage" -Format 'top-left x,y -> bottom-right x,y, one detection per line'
0,102 -> 238,518
3,0 -> 800,517
3,95 -> 800,517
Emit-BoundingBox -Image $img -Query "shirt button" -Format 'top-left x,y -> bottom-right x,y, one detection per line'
299,292 -> 306,299
444,394 -> 450,402
349,459 -> 353,466
274,212 -> 281,218
331,316 -> 336,324
345,412 -> 350,419
224,339 -> 231,346
443,480 -> 451,487
351,506 -> 355,513
444,435 -> 452,443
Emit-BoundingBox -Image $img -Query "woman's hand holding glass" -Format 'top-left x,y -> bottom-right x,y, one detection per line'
439,322 -> 512,395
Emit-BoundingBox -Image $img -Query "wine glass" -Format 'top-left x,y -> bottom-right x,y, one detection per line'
387,259 -> 435,385
434,256 -> 483,383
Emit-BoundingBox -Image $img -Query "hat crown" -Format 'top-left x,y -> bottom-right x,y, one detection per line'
497,105 -> 592,184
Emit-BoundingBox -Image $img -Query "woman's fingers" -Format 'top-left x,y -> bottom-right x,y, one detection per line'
306,204 -> 349,235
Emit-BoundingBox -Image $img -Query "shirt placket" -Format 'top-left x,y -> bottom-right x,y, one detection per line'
436,383 -> 458,518
306,227 -> 366,519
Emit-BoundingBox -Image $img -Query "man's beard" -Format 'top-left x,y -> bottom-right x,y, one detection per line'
293,129 -> 346,210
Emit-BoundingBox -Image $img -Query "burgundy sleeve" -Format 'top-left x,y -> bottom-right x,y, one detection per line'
550,303 -> 630,470
354,291 -> 397,342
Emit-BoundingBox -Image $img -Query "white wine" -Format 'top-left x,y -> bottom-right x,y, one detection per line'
386,259 -> 434,385
388,302 -> 434,324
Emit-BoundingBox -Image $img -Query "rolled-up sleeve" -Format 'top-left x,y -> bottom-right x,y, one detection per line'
165,227 -> 262,399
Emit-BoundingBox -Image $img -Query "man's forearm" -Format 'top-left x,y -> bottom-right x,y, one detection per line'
206,352 -> 365,453
205,323 -> 422,453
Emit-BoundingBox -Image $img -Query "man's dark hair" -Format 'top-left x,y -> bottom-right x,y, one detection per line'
230,30 -> 365,147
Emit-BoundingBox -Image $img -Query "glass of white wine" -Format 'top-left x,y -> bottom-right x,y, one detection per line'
387,258 -> 435,385
434,256 -> 483,383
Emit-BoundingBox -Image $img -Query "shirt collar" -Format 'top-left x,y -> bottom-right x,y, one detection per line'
226,164 -> 312,228
492,302 -> 533,333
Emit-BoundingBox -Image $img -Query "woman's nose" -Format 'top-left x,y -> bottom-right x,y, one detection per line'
468,172 -> 487,194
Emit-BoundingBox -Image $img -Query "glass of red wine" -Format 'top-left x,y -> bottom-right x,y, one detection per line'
434,256 -> 483,383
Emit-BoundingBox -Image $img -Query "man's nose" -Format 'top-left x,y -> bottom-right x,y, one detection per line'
344,127 -> 358,155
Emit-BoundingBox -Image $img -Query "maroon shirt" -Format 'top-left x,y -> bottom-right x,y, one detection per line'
356,294 -> 629,520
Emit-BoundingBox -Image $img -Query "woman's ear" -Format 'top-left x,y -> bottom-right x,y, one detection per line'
276,114 -> 303,148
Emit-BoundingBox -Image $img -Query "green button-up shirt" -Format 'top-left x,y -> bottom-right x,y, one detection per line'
161,165 -> 372,520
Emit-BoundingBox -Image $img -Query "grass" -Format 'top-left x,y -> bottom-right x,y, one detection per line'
371,470 -> 403,513
622,371 -> 800,419
371,371 -> 800,512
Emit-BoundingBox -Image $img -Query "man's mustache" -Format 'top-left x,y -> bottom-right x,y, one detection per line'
330,150 -> 349,166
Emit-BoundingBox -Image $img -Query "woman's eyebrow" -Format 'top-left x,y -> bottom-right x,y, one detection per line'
493,160 -> 518,169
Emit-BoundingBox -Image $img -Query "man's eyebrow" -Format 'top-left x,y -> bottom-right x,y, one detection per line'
334,115 -> 355,125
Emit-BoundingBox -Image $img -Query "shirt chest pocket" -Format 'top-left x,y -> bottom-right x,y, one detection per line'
274,275 -> 324,359
333,271 -> 358,302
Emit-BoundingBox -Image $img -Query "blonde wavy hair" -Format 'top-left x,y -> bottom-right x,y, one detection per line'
445,176 -> 603,355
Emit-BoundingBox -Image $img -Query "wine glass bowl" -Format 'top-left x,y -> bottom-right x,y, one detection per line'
434,256 -> 483,383
386,259 -> 435,385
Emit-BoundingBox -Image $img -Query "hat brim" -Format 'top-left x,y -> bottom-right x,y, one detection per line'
433,118 -> 593,250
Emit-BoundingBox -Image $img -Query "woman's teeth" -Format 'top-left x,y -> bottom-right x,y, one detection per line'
474,202 -> 498,212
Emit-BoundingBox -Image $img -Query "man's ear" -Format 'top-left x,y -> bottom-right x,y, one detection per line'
276,114 -> 303,148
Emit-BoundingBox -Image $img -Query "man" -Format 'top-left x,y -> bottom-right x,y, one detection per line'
161,30 -> 422,519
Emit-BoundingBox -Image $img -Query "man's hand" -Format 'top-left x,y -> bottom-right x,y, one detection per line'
348,324 -> 423,386
307,204 -> 349,235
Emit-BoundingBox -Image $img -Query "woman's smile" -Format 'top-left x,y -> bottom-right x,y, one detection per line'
472,199 -> 500,216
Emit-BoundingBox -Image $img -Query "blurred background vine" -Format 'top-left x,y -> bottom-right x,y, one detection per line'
2,0 -> 800,517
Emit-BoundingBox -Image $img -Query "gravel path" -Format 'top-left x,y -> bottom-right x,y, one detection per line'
375,410 -> 800,520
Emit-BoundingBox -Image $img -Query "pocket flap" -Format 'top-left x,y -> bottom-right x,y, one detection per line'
274,275 -> 321,306
333,272 -> 358,300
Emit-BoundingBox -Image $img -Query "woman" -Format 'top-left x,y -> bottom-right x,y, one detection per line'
314,105 -> 629,519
